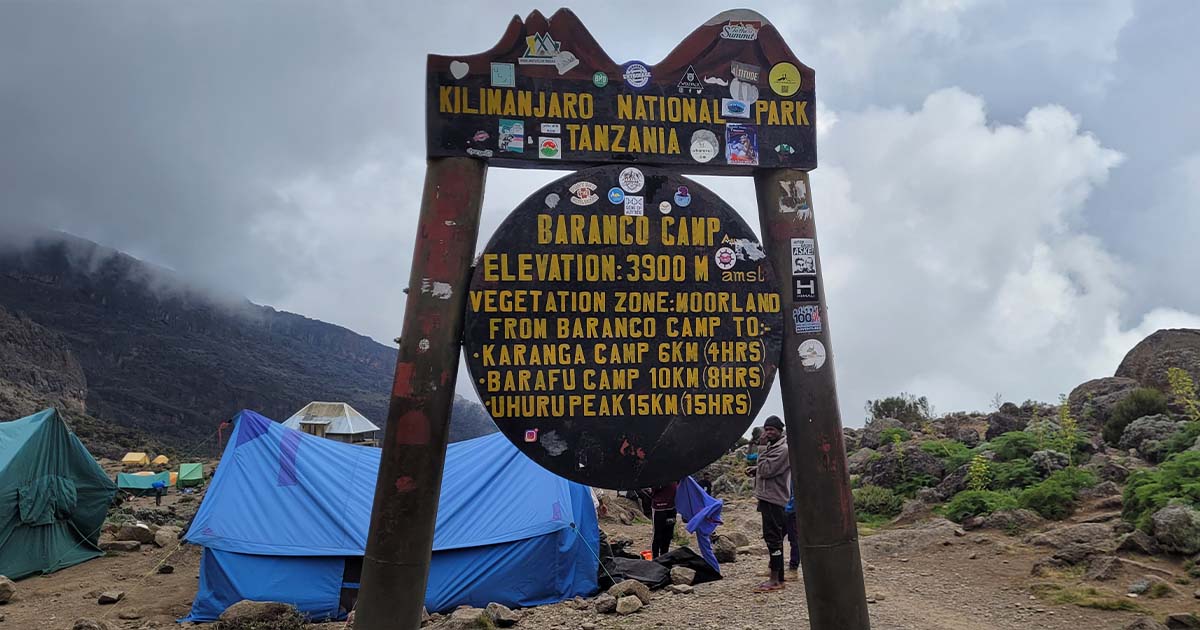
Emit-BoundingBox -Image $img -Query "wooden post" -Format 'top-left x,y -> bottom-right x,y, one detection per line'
755,169 -> 871,629
355,157 -> 487,630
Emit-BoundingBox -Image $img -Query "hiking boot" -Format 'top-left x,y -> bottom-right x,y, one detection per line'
753,579 -> 785,593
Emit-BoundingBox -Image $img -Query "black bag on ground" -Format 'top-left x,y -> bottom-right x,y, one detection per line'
653,546 -> 722,584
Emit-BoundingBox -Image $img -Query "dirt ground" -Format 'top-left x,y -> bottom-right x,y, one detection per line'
4,494 -> 1197,629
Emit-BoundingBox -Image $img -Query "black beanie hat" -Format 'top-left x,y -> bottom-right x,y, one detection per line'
764,415 -> 784,430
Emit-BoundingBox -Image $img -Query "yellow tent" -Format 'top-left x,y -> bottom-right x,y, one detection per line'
169,471 -> 178,486
152,455 -> 169,465
121,452 -> 150,466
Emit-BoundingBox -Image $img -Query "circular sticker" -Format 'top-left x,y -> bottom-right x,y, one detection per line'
690,129 -> 719,163
607,187 -> 625,204
714,246 -> 736,270
769,62 -> 802,97
463,165 -> 784,488
622,61 -> 651,89
593,71 -> 609,88
674,186 -> 692,207
619,167 -> 645,193
797,339 -> 826,371
659,201 -> 672,214
545,193 -> 560,209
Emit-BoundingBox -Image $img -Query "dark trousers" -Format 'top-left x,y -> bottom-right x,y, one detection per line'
155,488 -> 163,506
785,511 -> 800,569
652,508 -> 676,558
758,499 -> 786,572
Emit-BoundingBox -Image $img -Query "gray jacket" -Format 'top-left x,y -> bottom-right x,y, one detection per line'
753,437 -> 790,507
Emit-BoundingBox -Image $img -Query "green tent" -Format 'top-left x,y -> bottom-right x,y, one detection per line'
0,408 -> 117,580
116,471 -> 171,495
178,463 -> 204,488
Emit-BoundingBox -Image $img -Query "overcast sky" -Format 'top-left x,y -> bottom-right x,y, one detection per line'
3,1 -> 1199,427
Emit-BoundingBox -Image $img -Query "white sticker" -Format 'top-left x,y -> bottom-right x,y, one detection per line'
730,78 -> 759,104
779,179 -> 811,217
540,123 -> 562,134
690,130 -> 719,163
619,167 -> 645,193
449,60 -> 469,79
721,98 -> 751,119
798,339 -> 827,371
623,195 -> 645,216
554,51 -> 579,75
569,181 -> 599,206
659,201 -> 672,214
714,247 -> 736,270
703,76 -> 729,86
545,193 -> 560,208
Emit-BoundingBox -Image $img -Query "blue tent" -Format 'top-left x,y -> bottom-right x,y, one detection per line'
183,410 -> 598,621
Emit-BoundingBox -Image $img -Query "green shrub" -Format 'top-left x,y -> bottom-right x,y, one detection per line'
921,439 -> 974,471
853,485 -> 904,518
1104,388 -> 1168,446
865,393 -> 932,426
1160,421 -> 1200,459
879,427 -> 912,444
967,454 -> 991,491
892,473 -> 938,498
991,459 -> 1040,490
1123,451 -> 1200,531
1018,468 -> 1097,520
987,431 -> 1039,462
943,490 -> 1019,523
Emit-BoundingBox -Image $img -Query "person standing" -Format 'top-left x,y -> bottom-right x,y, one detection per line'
749,415 -> 789,592
785,492 -> 800,574
650,481 -> 679,558
152,479 -> 167,507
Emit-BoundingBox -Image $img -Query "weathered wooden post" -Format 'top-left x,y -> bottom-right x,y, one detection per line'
357,8 -> 868,629
756,170 -> 871,628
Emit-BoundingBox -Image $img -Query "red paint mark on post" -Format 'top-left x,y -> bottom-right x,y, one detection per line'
395,476 -> 416,493
394,410 -> 431,445
392,362 -> 415,397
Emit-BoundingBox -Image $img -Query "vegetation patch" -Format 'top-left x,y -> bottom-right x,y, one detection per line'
986,431 -> 1039,462
1103,387 -> 1168,447
921,439 -> 974,471
1018,468 -> 1096,520
1030,583 -> 1147,612
865,393 -> 932,426
943,490 -> 1019,523
1123,451 -> 1200,530
853,484 -> 904,519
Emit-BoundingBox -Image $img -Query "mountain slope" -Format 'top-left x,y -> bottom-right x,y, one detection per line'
0,230 -> 495,453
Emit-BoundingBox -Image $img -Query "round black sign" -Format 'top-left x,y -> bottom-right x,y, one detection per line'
464,165 -> 783,488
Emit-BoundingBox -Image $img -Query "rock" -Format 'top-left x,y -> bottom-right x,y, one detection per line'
1152,504 -> 1200,555
860,417 -> 904,450
615,595 -> 642,615
99,540 -> 140,552
484,602 -> 520,627
96,591 -> 125,605
1167,613 -> 1200,628
439,607 -> 489,629
670,566 -> 696,586
0,575 -> 14,604
860,442 -> 945,489
962,516 -> 985,530
1080,481 -> 1122,501
982,509 -> 1045,534
954,427 -> 981,448
724,531 -> 750,548
931,464 -> 970,502
115,523 -> 155,544
217,600 -> 298,624
1025,522 -> 1115,549
843,427 -> 861,451
594,593 -> 617,613
153,526 -> 180,548
846,448 -> 877,476
891,499 -> 933,526
1031,450 -> 1071,476
985,410 -> 1026,440
1086,454 -> 1132,483
1069,377 -> 1143,431
863,519 -> 963,554
1050,543 -> 1107,566
1118,530 -> 1162,555
1129,578 -> 1153,595
1124,617 -> 1170,630
607,579 -> 651,605
117,611 -> 142,620
915,488 -> 941,504
157,564 -> 174,574
1115,329 -> 1200,393
1085,555 -> 1122,581
71,620 -> 113,630
1121,414 -> 1183,462
713,535 -> 738,563
667,584 -> 694,594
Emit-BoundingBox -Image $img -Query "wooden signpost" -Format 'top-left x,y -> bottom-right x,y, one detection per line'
357,9 -> 869,630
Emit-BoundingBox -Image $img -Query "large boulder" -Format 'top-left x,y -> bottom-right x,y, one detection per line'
931,463 -> 970,501
670,566 -> 696,586
1166,613 -> 1200,628
954,427 -> 981,448
982,509 -> 1045,534
1124,616 -> 1170,630
71,621 -> 113,630
712,534 -> 738,563
1085,453 -> 1132,483
842,427 -> 861,452
484,602 -> 520,627
594,593 -> 617,613
615,595 -> 643,615
891,500 -> 933,526
846,448 -> 877,476
985,410 -> 1026,440
438,607 -> 490,629
1151,504 -> 1200,555
1069,377 -> 1142,431
1116,329 -> 1200,393
1025,522 -> 1115,550
1118,530 -> 1162,555
115,523 -> 155,544
1031,450 -> 1071,476
859,442 -> 945,489
1120,414 -> 1183,461
860,417 -> 904,450
607,579 -> 651,605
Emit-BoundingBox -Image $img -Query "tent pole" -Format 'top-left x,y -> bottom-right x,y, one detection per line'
753,169 -> 871,629
356,157 -> 487,629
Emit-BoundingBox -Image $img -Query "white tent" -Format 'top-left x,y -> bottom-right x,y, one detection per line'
281,402 -> 380,445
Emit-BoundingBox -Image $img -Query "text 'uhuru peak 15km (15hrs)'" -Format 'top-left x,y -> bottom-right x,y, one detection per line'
463,165 -> 783,489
